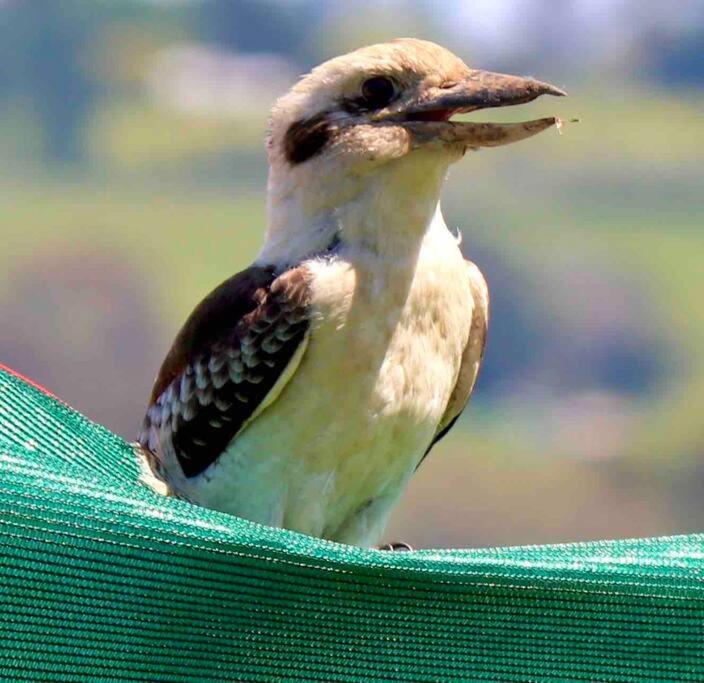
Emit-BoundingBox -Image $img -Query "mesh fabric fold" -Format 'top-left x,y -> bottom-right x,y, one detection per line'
0,367 -> 702,681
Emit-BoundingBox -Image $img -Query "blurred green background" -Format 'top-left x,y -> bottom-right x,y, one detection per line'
2,0 -> 703,548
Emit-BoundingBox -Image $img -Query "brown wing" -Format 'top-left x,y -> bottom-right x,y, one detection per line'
138,265 -> 311,478
419,260 -> 489,466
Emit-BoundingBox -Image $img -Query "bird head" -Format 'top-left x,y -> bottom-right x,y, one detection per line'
263,39 -> 565,261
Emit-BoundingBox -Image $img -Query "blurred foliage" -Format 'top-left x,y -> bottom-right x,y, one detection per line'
87,102 -> 265,167
1,0 -> 703,547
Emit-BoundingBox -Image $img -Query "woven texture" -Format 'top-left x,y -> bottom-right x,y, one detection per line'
0,366 -> 702,681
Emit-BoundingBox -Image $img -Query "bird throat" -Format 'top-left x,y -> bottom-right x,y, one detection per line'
262,152 -> 450,266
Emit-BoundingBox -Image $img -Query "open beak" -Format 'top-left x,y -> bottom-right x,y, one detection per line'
395,69 -> 566,149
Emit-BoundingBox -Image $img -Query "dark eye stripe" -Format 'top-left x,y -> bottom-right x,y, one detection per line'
281,77 -> 398,164
283,113 -> 333,165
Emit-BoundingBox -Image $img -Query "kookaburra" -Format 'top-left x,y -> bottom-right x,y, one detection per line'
138,39 -> 564,547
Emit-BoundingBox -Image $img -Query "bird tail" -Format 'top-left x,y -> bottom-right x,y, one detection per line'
131,441 -> 172,497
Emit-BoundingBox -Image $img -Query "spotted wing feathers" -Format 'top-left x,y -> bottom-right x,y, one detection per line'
139,265 -> 311,478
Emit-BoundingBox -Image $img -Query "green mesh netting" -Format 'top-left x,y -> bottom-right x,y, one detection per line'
0,365 -> 703,681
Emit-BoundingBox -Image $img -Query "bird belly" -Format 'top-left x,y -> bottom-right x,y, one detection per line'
177,231 -> 473,546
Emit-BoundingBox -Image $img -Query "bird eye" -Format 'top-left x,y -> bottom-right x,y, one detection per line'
360,76 -> 397,110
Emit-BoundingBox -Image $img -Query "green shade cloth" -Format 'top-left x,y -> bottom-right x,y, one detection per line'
0,365 -> 702,681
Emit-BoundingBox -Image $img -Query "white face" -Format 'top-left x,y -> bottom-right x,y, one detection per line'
267,39 -> 565,178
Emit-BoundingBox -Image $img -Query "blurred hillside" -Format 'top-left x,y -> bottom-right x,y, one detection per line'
1,0 -> 703,548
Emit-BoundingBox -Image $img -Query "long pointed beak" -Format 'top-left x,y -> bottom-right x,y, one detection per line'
411,70 -> 566,115
395,69 -> 567,150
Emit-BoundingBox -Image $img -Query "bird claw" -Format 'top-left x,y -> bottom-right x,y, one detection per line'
376,541 -> 413,552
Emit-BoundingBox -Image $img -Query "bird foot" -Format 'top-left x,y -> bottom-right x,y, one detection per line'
376,541 -> 413,552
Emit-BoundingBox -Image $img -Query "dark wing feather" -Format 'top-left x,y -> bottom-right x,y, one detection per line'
139,265 -> 311,478
418,260 -> 489,467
